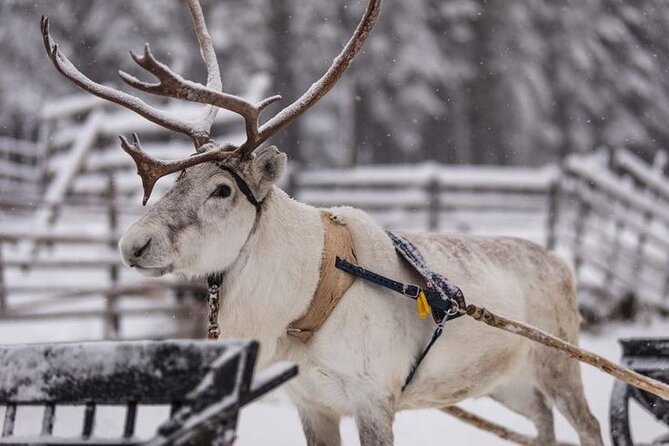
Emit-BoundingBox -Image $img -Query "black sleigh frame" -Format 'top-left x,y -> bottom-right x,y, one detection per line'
0,340 -> 297,445
610,338 -> 669,446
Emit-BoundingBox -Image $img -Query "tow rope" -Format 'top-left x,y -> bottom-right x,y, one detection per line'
335,231 -> 467,390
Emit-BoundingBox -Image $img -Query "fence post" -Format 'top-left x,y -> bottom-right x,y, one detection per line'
633,209 -> 653,286
604,202 -> 627,288
546,178 -> 560,250
572,181 -> 591,277
427,174 -> 440,232
0,241 -> 6,312
104,171 -> 120,339
285,163 -> 300,198
175,285 -> 206,339
25,111 -> 101,260
37,118 -> 53,196
663,267 -> 669,301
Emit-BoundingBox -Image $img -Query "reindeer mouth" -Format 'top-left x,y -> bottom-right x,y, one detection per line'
132,265 -> 173,277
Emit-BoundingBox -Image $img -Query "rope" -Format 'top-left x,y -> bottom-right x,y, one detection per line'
465,304 -> 669,401
441,406 -> 577,446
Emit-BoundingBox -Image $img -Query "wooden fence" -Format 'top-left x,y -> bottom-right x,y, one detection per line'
0,176 -> 205,341
551,149 -> 669,321
294,163 -> 558,243
1,94 -> 667,338
0,160 -> 207,341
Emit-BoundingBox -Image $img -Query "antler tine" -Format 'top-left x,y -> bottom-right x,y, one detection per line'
119,133 -> 235,205
118,42 -> 276,153
116,0 -> 284,155
185,0 -> 222,138
39,16 -> 202,146
255,0 -> 382,150
118,0 -> 225,148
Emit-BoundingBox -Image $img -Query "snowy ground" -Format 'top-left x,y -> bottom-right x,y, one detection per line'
0,316 -> 665,445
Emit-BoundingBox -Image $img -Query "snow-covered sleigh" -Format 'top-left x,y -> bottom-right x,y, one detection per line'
0,340 -> 296,445
610,338 -> 669,446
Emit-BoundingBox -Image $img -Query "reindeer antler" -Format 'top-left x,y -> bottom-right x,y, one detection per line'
42,0 -> 382,204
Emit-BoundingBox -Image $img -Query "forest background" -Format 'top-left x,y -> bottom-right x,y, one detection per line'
1,0 -> 668,167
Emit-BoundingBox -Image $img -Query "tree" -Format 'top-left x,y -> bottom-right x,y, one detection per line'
2,0 -> 669,166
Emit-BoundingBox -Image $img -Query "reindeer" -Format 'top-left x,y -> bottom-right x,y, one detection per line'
41,1 -> 604,445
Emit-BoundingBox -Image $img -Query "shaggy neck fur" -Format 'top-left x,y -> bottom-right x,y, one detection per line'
217,187 -> 324,366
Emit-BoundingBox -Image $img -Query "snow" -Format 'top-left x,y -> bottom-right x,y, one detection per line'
41,95 -> 103,121
2,100 -> 668,444
0,162 -> 38,182
0,311 -> 665,444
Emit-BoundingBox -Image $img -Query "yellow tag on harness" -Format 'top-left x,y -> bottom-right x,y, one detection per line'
416,291 -> 431,319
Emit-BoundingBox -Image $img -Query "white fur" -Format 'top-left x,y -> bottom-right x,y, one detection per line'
120,175 -> 603,446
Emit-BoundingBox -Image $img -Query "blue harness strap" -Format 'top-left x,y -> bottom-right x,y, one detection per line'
334,231 -> 466,391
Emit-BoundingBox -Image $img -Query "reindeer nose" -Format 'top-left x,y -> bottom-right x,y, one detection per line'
132,237 -> 152,259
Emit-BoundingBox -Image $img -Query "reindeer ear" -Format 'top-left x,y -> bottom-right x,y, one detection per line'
248,146 -> 287,198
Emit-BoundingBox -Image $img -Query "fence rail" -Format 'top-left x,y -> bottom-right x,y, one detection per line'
0,169 -> 205,341
294,163 -> 559,243
0,137 -> 41,196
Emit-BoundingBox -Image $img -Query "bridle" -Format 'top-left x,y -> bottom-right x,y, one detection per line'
205,164 -> 264,340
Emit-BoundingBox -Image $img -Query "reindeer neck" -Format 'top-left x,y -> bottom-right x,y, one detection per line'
217,187 -> 324,358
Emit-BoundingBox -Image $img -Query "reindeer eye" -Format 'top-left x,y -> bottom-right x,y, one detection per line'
211,184 -> 232,198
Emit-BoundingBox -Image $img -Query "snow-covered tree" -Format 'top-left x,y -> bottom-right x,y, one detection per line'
1,0 -> 668,166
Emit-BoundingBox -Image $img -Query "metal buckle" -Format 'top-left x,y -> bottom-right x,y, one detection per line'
403,284 -> 421,298
445,298 -> 463,317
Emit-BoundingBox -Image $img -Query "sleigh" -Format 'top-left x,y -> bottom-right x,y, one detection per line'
0,340 -> 296,445
610,338 -> 669,446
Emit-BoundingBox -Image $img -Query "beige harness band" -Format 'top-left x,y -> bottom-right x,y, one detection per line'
287,211 -> 357,341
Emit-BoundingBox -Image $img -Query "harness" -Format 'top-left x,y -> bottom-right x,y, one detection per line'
287,212 -> 358,340
335,232 -> 466,390
204,180 -> 467,389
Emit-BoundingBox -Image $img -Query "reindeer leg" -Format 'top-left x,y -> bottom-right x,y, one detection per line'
490,386 -> 556,446
298,406 -> 341,446
354,400 -> 394,446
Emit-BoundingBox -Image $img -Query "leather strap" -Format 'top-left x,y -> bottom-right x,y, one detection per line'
215,163 -> 262,211
334,257 -> 421,298
287,211 -> 357,341
334,256 -> 459,315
